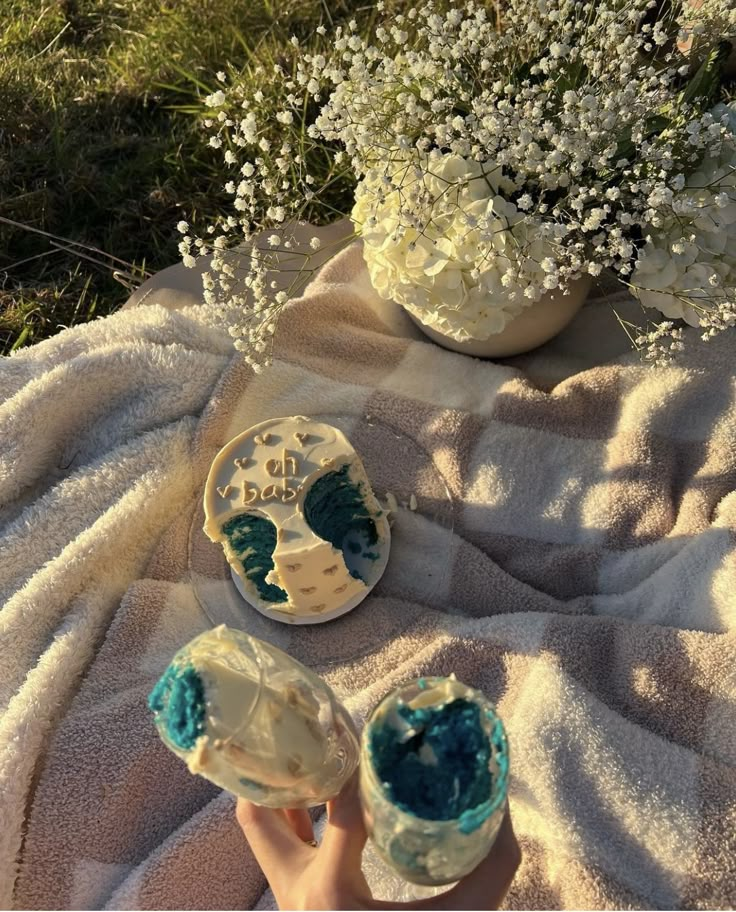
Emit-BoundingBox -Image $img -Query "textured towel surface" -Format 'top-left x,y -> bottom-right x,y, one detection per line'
3,233 -> 736,910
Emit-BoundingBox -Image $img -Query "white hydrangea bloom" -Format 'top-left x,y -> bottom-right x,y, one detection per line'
352,152 -> 553,342
632,103 -> 736,325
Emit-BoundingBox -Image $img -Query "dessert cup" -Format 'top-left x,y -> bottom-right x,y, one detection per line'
149,625 -> 360,807
360,676 -> 509,885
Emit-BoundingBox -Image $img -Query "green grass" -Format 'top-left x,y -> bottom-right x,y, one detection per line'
0,0 -> 400,354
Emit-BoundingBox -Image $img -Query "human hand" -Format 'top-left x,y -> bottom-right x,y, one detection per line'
236,775 -> 521,911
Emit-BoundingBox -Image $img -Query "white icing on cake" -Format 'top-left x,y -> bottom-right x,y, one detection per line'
203,416 -> 391,623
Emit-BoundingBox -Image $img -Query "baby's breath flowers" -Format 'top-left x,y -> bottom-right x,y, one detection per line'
185,0 -> 736,368
679,0 -> 736,68
630,100 -> 736,327
179,68 -> 358,372
634,321 -> 687,367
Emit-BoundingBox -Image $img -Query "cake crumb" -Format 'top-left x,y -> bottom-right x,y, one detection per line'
385,491 -> 399,515
409,494 -> 418,511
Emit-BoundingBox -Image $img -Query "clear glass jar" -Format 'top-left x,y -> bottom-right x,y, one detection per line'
149,625 -> 359,807
360,676 -> 509,886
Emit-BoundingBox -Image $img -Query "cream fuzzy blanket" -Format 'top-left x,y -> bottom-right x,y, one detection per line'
2,237 -> 735,910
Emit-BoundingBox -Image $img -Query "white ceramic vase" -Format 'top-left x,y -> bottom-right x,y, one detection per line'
407,275 -> 592,358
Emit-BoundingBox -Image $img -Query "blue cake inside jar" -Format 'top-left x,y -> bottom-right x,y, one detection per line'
369,697 -> 493,833
148,663 -> 206,751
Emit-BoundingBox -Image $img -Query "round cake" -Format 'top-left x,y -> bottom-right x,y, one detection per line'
203,416 -> 391,623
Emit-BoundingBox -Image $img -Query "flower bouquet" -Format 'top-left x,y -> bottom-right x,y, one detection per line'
179,0 -> 736,367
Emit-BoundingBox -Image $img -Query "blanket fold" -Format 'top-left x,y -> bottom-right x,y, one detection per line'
2,238 -> 735,909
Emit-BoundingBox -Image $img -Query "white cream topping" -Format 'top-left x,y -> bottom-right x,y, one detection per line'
405,674 -> 465,711
376,674 -> 468,747
203,416 -> 390,620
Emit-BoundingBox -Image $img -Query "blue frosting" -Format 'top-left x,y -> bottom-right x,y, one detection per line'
370,697 -> 493,831
304,464 -> 378,582
221,512 -> 288,603
148,663 -> 206,751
